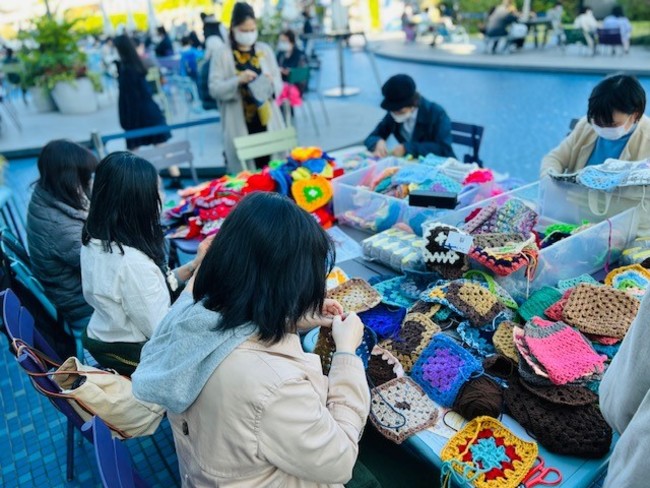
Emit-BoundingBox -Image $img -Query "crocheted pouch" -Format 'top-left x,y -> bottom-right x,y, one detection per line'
605,264 -> 650,297
513,326 -> 550,379
314,326 -> 378,375
518,287 -> 563,322
370,377 -> 440,444
327,278 -> 382,313
373,277 -> 417,309
492,321 -> 519,364
562,284 -> 639,339
544,289 -> 573,322
422,223 -> 469,279
440,416 -> 538,488
358,303 -> 407,341
504,379 -> 612,458
367,346 -> 405,386
519,378 -> 598,407
523,317 -> 606,385
381,313 -> 441,373
411,334 -> 484,407
469,234 -> 539,278
445,281 -> 505,328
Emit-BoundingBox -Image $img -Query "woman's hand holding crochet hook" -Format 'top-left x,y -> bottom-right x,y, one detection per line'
332,313 -> 364,354
296,299 -> 344,331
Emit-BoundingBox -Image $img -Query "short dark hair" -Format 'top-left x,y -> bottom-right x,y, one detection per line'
194,192 -> 335,343
588,74 -> 646,127
157,26 -> 167,36
281,29 -> 296,45
82,151 -> 166,268
114,35 -> 146,75
611,6 -> 624,17
36,140 -> 98,211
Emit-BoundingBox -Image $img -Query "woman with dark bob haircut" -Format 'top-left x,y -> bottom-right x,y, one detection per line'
27,140 -> 98,329
133,192 -> 370,487
80,152 -> 211,375
541,73 -> 650,176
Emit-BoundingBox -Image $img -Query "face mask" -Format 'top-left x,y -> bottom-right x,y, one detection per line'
593,116 -> 636,141
234,29 -> 258,47
277,41 -> 291,52
391,109 -> 413,124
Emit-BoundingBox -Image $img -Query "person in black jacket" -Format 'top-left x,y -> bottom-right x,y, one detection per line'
154,26 -> 174,57
364,74 -> 455,159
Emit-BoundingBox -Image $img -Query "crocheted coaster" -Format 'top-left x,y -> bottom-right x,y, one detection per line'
457,322 -> 497,357
492,321 -> 519,364
463,199 -> 538,236
605,264 -> 650,297
557,274 -> 600,292
327,278 -> 382,313
519,378 -> 598,407
358,303 -> 407,341
517,286 -> 563,322
523,317 -> 606,385
314,326 -> 378,375
370,377 -> 440,444
422,223 -> 469,279
445,281 -> 505,328
440,416 -> 538,488
544,289 -> 573,322
411,334 -> 484,407
562,284 -> 640,339
290,175 -> 332,213
504,379 -> 612,458
367,346 -> 405,387
381,313 -> 441,373
373,277 -> 417,309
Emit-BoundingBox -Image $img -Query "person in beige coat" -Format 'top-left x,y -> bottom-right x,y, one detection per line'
132,192 -> 371,487
540,74 -> 650,178
209,2 -> 285,173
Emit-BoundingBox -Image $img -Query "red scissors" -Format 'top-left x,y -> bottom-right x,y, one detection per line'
521,456 -> 562,488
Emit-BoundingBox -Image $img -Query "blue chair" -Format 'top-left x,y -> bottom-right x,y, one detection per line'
83,416 -> 149,488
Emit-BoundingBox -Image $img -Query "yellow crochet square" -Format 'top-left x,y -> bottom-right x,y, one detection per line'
457,282 -> 500,317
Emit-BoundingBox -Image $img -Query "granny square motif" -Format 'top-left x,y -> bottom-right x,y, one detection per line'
440,416 -> 538,488
518,286 -> 563,322
370,377 -> 439,444
381,313 -> 441,373
445,281 -> 505,327
373,276 -> 417,309
410,334 -> 483,407
492,321 -> 519,364
367,346 -> 405,387
562,283 -> 639,339
358,303 -> 407,341
314,326 -> 377,375
290,175 -> 332,213
421,222 -> 469,279
605,264 -> 650,297
327,278 -> 382,313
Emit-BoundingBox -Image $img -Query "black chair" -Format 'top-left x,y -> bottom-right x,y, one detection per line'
597,28 -> 624,55
451,122 -> 484,167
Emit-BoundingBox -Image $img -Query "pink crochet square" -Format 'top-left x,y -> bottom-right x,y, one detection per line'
524,317 -> 606,385
545,289 -> 573,322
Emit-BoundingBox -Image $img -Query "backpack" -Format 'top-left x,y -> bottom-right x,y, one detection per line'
197,60 -> 218,111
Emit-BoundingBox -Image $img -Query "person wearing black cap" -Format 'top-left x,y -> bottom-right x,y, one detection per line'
364,74 -> 455,159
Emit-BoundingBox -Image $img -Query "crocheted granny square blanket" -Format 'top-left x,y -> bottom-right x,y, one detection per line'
314,326 -> 378,375
440,416 -> 538,488
422,222 -> 469,279
358,303 -> 407,341
492,321 -> 519,364
411,334 -> 483,407
605,264 -> 650,298
367,346 -> 405,387
381,313 -> 441,373
523,317 -> 607,386
518,286 -> 563,322
504,379 -> 612,458
370,376 -> 440,444
562,284 -> 640,339
327,278 -> 382,313
463,199 -> 538,236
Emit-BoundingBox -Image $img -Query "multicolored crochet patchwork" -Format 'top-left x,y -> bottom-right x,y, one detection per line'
462,199 -> 538,236
373,276 -> 418,309
381,313 -> 441,373
358,303 -> 407,340
468,233 -> 539,278
370,377 -> 440,444
327,278 -> 382,313
604,264 -> 650,297
440,416 -> 538,488
422,223 -> 469,279
410,334 -> 483,407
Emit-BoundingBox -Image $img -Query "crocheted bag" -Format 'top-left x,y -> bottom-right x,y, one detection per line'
358,303 -> 407,341
367,346 -> 405,386
422,222 -> 469,279
440,416 -> 538,488
314,326 -> 378,375
605,264 -> 650,297
517,287 -> 563,322
369,377 -> 440,444
504,379 -> 612,458
492,321 -> 519,364
411,334 -> 483,407
327,278 -> 382,313
445,281 -> 505,328
519,378 -> 598,407
523,317 -> 607,385
562,284 -> 640,339
381,313 -> 441,373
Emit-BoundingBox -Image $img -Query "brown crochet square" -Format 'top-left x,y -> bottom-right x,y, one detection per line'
492,321 -> 519,364
504,379 -> 612,458
313,326 -> 337,375
381,313 -> 441,373
422,223 -> 469,279
562,284 -> 639,339
367,347 -> 404,387
409,300 -> 441,319
519,378 -> 597,407
327,278 -> 382,313
446,281 -> 505,327
370,377 -> 439,444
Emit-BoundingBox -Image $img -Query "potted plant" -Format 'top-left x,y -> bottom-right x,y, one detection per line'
19,16 -> 102,114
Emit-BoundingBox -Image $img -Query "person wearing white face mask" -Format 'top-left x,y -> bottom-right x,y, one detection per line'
208,2 -> 285,172
364,74 -> 455,159
541,74 -> 650,178
276,30 -> 307,91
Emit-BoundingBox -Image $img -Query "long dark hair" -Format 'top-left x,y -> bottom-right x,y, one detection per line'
114,35 -> 146,76
82,152 -> 166,268
229,2 -> 256,49
36,139 -> 98,211
194,192 -> 335,343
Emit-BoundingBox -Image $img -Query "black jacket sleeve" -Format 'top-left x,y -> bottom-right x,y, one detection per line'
364,113 -> 395,152
404,107 -> 455,158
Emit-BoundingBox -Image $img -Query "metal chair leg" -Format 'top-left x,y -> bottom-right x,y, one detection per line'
304,99 -> 320,136
66,419 -> 75,481
317,94 -> 330,126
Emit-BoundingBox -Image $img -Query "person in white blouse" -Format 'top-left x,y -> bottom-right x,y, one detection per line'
573,6 -> 599,53
80,152 -> 212,375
